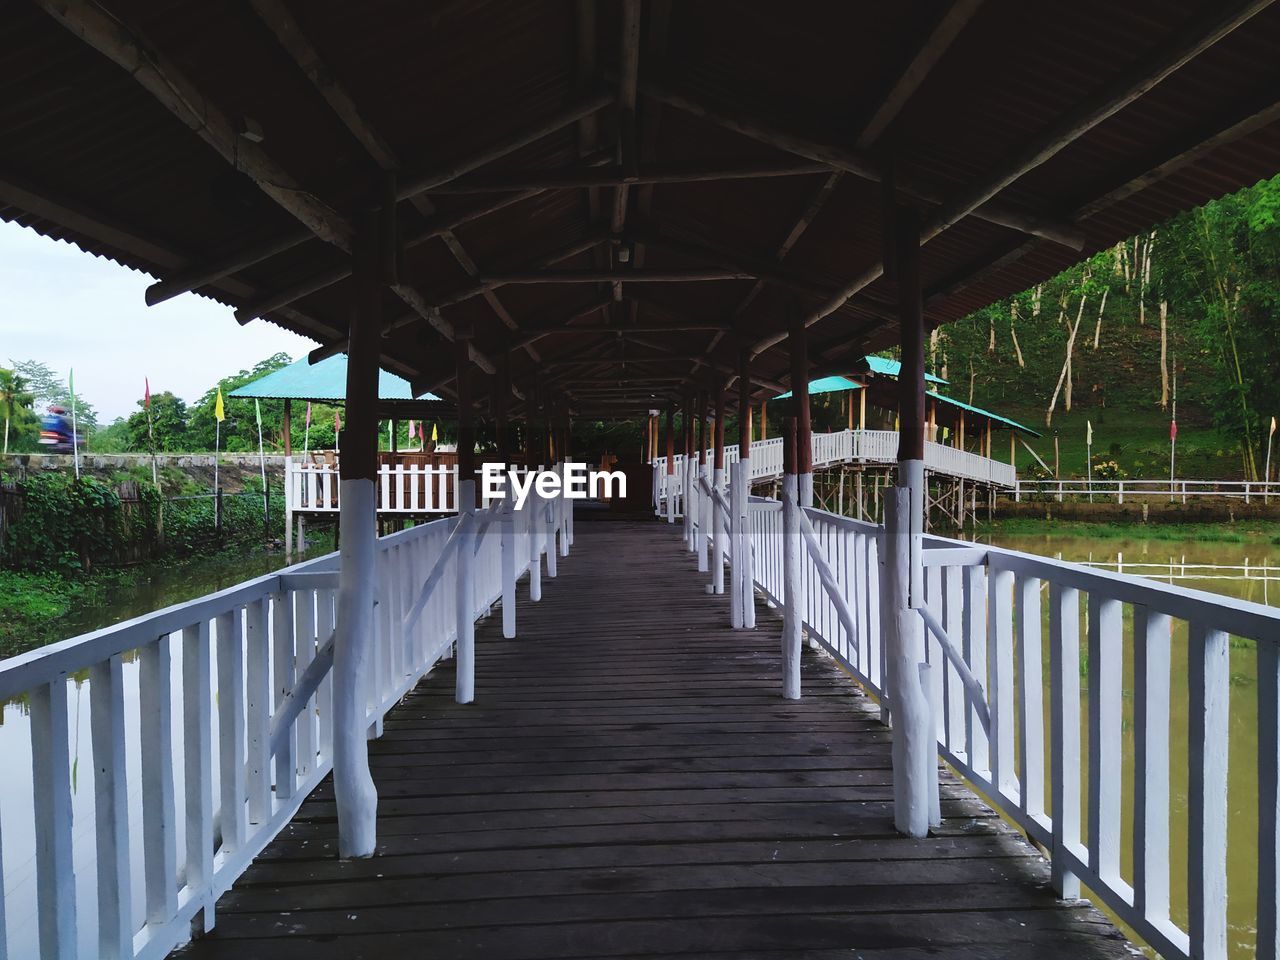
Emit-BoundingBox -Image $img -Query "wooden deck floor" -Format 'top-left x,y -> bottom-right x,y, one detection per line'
176,518 -> 1134,960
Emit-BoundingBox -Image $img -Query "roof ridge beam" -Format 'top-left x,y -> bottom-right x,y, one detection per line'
638,78 -> 1085,250
425,160 -> 830,193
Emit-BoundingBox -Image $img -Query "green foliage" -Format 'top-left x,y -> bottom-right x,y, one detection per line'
184,353 -> 295,453
0,473 -> 160,572
159,490 -> 285,555
937,172 -> 1280,481
124,391 -> 189,451
0,368 -> 37,453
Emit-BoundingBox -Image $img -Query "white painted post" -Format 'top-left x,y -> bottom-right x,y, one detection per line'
1087,595 -> 1123,886
698,463 -> 711,574
456,478 -> 477,704
215,610 -> 248,853
502,494 -> 517,639
559,462 -> 570,556
31,679 -> 75,960
713,464 -> 726,595
1133,605 -> 1171,930
884,487 -> 933,839
1188,623 -> 1230,959
245,597 -> 272,823
90,654 -> 132,959
729,462 -> 743,627
1049,583 -> 1082,899
741,457 -> 755,630
272,590 -> 297,801
182,621 -> 215,934
529,489 -> 542,602
331,478 -> 378,858
1015,573 -> 1045,820
545,479 -> 558,579
781,471 -> 802,700
140,635 -> 178,926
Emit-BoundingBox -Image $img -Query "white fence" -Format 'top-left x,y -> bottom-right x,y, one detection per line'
1015,477 -> 1280,503
652,429 -> 1016,511
286,458 -> 457,514
682,480 -> 1280,960
0,482 -> 570,959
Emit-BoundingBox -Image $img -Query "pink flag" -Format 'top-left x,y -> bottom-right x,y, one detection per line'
305,401 -> 312,427
144,377 -> 151,410
334,410 -> 342,434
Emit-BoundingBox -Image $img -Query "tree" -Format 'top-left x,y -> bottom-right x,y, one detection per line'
186,353 -> 295,452
0,369 -> 35,454
125,391 -> 189,451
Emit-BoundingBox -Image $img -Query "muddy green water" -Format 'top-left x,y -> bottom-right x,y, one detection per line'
975,530 -> 1277,959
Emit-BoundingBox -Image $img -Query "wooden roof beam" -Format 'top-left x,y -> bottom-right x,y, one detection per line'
928,84 -> 1280,305
752,0 -> 1273,356
147,189 -> 539,308
638,78 -> 1086,250
36,0 -> 350,250
610,0 -> 644,305
481,268 -> 753,286
684,4 -> 980,391
425,161 -> 831,193
853,0 -> 986,149
249,0 -> 544,372
432,235 -> 611,308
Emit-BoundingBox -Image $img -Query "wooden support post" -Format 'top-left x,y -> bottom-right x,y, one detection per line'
697,391 -> 710,573
737,348 -> 755,629
455,331 -> 477,702
713,383 -> 727,595
665,404 -> 676,523
860,388 -> 867,431
759,400 -> 768,442
886,197 -> 935,839
789,303 -> 813,508
332,207 -> 381,859
781,417 -> 802,699
683,393 -> 695,550
282,398 -> 293,457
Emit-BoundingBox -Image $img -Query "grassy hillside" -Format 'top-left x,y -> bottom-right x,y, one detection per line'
941,277 -> 1248,481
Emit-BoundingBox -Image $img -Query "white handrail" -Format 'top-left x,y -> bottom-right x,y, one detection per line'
0,478 -> 571,959
721,494 -> 1280,960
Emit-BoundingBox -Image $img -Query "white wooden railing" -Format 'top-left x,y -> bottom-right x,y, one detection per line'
684,479 -> 1279,960
653,429 -> 1016,512
1015,477 -> 1280,503
0,480 -> 571,959
286,458 -> 457,514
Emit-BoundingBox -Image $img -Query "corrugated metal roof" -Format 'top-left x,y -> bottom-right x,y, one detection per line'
928,390 -> 1042,438
863,356 -> 948,385
772,375 -> 863,400
3,1 -> 1279,416
227,355 -> 444,404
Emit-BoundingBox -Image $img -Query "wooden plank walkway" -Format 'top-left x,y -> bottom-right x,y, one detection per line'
176,518 -> 1134,960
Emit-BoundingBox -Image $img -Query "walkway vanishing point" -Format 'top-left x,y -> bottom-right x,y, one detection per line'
174,516 -> 1131,960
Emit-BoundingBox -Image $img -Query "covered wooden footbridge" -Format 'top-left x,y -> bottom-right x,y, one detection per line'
3,2 -> 1280,958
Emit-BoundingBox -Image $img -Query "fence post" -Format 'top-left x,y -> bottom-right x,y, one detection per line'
501,491 -> 516,639
729,461 -> 742,628
781,418 -> 802,700
455,479 -> 477,703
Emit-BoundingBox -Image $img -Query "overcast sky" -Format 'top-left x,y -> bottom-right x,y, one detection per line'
0,219 -> 315,423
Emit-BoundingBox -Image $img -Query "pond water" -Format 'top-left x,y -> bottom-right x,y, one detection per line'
0,538 -> 334,958
974,529 -> 1279,960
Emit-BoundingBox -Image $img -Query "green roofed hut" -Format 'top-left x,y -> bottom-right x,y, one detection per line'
762,358 -> 1038,524
231,354 -> 456,548
228,354 -> 451,456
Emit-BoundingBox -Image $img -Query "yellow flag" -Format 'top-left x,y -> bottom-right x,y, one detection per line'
215,385 -> 226,423
431,423 -> 438,442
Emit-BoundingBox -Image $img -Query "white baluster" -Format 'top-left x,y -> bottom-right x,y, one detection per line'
182,621 -> 215,934
139,635 -> 178,926
90,654 -> 132,959
1188,623 -> 1230,959
31,678 -> 75,960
